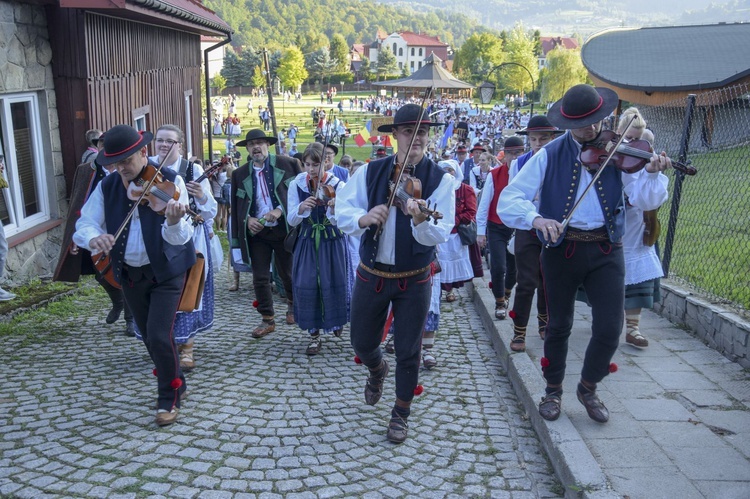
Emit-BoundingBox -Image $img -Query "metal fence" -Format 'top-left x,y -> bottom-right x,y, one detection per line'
635,82 -> 750,314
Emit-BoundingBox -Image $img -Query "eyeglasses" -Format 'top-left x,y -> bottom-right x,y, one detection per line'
155,138 -> 178,146
324,152 -> 335,158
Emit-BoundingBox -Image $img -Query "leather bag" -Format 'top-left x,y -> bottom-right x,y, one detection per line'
642,209 -> 661,247
178,252 -> 206,312
457,220 -> 477,246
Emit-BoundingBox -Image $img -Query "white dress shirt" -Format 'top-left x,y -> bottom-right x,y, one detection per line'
335,160 -> 455,266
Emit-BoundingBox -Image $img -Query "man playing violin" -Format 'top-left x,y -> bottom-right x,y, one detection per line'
74,124 -> 195,427
336,104 -> 455,443
498,85 -> 671,424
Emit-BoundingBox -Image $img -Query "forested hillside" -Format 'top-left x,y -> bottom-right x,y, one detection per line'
204,0 -> 491,50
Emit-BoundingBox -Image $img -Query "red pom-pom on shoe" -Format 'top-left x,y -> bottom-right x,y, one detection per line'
353,356 -> 362,365
540,357 -> 550,368
171,378 -> 183,390
508,310 -> 516,319
413,385 -> 424,396
609,363 -> 618,373
252,300 -> 259,308
488,281 -> 493,289
152,369 -> 158,377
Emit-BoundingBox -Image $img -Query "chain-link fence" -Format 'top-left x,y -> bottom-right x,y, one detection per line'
636,82 -> 750,315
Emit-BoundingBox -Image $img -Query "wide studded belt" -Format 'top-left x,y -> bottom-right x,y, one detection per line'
359,263 -> 431,279
564,227 -> 609,242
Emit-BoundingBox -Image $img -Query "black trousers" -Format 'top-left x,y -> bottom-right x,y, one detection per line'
487,222 -> 516,300
97,274 -> 133,322
511,229 -> 546,327
248,225 -> 293,318
350,266 -> 432,403
121,265 -> 185,411
540,240 -> 624,386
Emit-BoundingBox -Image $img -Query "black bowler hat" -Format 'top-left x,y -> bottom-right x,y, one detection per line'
547,84 -> 619,130
377,104 -> 444,133
502,136 -> 525,152
518,115 -> 565,136
236,129 -> 278,147
97,125 -> 153,166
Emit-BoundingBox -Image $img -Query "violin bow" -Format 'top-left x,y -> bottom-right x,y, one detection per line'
548,114 -> 636,247
375,86 -> 435,242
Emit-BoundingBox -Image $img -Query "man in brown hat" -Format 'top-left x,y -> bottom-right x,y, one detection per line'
336,104 -> 455,444
498,84 -> 672,424
230,129 -> 302,338
73,124 -> 195,426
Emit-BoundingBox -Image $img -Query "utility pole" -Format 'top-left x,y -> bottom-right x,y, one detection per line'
261,48 -> 280,154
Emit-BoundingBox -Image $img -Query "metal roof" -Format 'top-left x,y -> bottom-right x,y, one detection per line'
581,23 -> 750,92
373,60 -> 473,90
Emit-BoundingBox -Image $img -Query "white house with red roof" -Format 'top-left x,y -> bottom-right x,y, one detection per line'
538,36 -> 579,69
368,31 -> 451,74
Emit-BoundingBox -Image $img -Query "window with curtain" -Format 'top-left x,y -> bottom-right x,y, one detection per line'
0,93 -> 50,237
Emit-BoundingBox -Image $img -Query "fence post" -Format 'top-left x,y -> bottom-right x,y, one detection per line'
662,94 -> 696,276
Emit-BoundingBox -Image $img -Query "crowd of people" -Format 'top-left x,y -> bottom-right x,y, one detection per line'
54,83 -> 674,444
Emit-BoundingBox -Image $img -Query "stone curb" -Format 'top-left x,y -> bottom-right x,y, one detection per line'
471,279 -> 620,499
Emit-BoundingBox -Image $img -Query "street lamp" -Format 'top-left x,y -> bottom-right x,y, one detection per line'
478,62 -> 535,116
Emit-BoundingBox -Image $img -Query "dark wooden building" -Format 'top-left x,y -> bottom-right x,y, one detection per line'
46,0 -> 231,192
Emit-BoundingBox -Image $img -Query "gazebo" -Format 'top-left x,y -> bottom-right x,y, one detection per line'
373,53 -> 474,98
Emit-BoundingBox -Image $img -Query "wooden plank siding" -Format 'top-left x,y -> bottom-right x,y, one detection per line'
47,6 -> 204,195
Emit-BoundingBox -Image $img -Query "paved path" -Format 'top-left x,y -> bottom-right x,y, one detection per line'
473,276 -> 750,499
0,270 -> 561,498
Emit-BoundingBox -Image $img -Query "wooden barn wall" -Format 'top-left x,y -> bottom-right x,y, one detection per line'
47,7 -> 204,194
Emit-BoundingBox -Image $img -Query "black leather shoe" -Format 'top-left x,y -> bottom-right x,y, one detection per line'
539,392 -> 562,421
364,359 -> 389,406
124,320 -> 136,337
577,383 -> 609,423
386,414 -> 408,444
106,303 -> 123,324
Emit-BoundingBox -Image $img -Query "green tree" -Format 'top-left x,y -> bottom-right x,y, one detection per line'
359,57 -> 372,82
220,49 -> 243,87
452,32 -> 505,83
212,73 -> 227,95
252,65 -> 265,89
500,24 -> 539,100
329,34 -> 349,73
277,46 -> 308,91
308,48 -> 338,84
376,47 -> 398,80
541,48 -> 588,105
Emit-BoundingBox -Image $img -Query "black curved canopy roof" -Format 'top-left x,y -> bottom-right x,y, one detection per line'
582,23 -> 750,92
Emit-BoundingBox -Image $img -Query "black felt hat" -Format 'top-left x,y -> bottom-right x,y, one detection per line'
518,115 -> 565,136
96,125 -> 153,166
502,136 -> 525,152
377,104 -> 443,133
236,129 -> 278,147
547,85 -> 619,130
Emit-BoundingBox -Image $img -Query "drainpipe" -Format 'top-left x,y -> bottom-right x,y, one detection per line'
204,34 -> 232,162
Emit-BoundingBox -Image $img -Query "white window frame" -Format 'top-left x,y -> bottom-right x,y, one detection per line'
0,93 -> 51,237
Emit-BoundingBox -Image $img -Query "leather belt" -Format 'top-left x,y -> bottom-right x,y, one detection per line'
359,263 -> 431,279
564,227 -> 609,242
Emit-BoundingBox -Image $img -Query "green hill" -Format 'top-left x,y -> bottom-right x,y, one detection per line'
204,0 -> 493,50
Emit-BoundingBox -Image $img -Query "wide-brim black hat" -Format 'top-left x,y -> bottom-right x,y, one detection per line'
97,125 -> 153,166
236,129 -> 278,147
547,85 -> 619,130
377,104 -> 444,133
518,115 -> 565,136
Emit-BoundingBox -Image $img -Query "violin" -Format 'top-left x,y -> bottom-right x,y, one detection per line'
388,163 -> 442,222
581,130 -> 697,176
307,173 -> 336,206
126,164 -> 203,223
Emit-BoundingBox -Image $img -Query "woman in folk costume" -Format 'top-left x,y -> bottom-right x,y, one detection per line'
436,159 -> 476,302
139,124 -> 218,371
287,142 -> 350,356
617,109 -> 669,348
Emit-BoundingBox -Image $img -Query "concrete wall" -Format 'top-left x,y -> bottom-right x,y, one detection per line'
1,1 -> 65,284
655,280 -> 750,368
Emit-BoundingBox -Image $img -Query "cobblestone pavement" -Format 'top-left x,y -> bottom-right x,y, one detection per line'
0,268 -> 562,498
